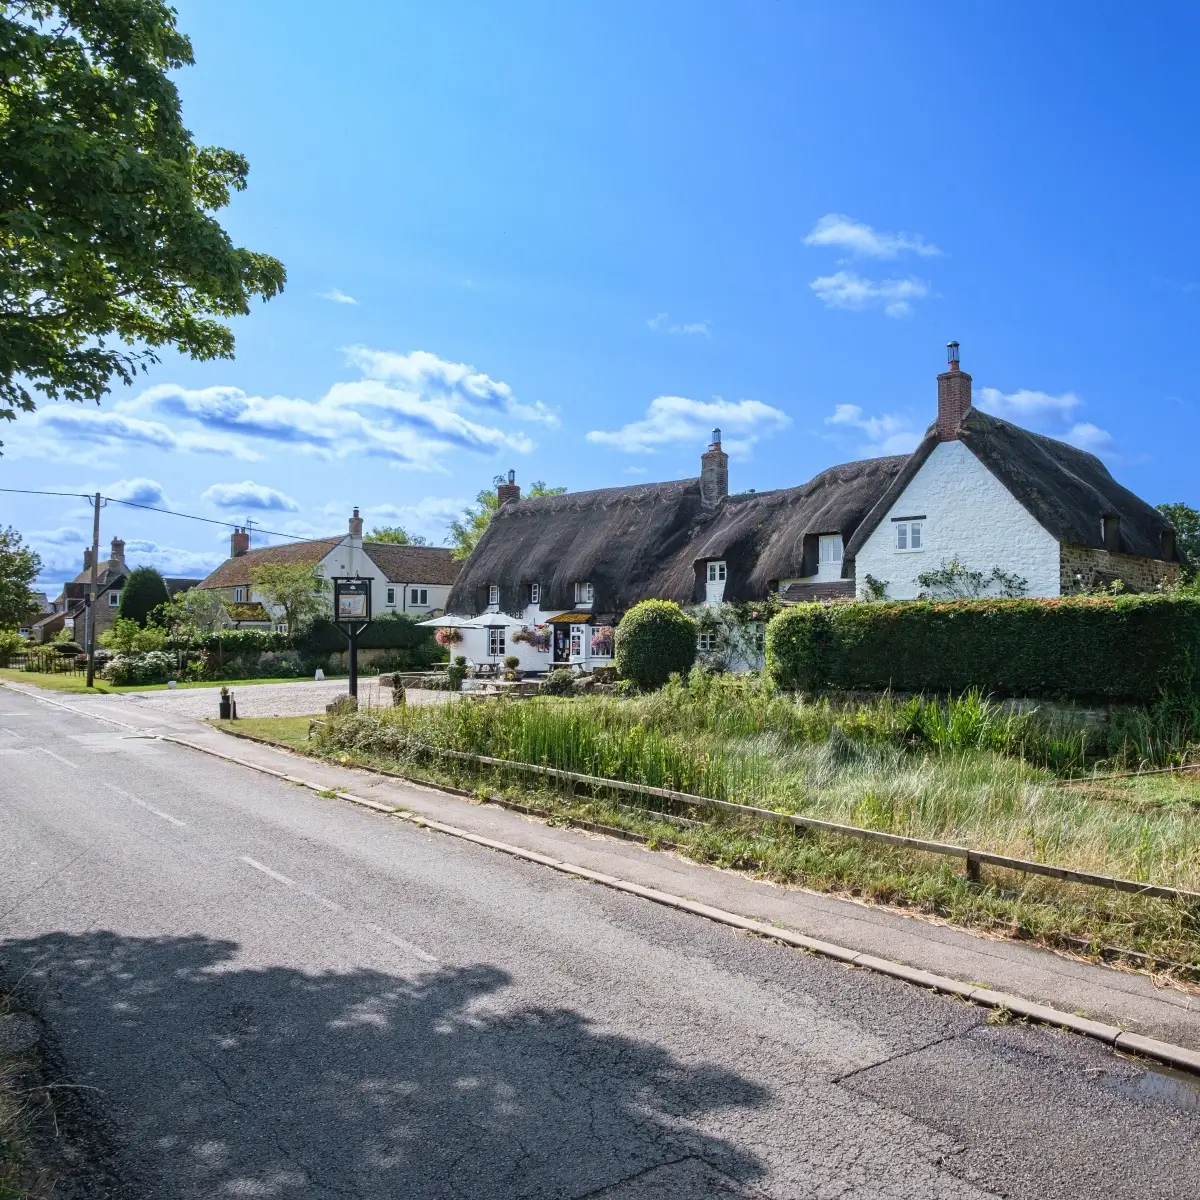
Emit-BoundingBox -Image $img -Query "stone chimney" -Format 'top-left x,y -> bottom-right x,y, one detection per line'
937,341 -> 973,440
230,527 -> 250,558
348,507 -> 364,546
109,537 -> 126,567
700,429 -> 729,509
82,548 -> 93,573
497,469 -> 521,506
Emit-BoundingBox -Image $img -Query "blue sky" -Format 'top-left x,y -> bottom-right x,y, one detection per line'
6,1 -> 1200,588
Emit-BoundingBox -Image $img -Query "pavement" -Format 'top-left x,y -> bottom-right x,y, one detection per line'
2,680 -> 1199,1198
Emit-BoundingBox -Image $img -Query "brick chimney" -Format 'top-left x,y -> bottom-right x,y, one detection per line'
348,506 -> 364,547
937,342 -> 972,440
497,469 -> 521,506
82,548 -> 93,572
230,527 -> 250,557
700,429 -> 729,509
109,537 -> 126,567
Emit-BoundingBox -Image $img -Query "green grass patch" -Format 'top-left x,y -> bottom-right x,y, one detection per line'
212,716 -> 314,750
0,669 -> 338,696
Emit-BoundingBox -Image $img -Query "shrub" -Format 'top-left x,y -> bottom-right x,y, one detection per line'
446,662 -> 467,691
52,640 -> 82,655
543,668 -> 575,696
503,655 -> 520,670
101,617 -> 168,654
256,650 -> 307,677
614,600 -> 697,691
0,628 -> 24,665
766,595 -> 1200,704
117,567 -> 170,626
102,650 -> 176,686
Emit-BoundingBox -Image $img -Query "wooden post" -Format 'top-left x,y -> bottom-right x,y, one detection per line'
348,624 -> 358,699
965,854 -> 981,884
84,492 -> 101,688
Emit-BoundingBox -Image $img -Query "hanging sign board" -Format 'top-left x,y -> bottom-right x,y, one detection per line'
334,577 -> 371,624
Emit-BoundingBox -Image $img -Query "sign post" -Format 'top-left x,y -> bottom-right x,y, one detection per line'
332,577 -> 372,699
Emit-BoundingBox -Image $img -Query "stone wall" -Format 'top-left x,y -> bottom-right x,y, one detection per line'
1059,543 -> 1180,594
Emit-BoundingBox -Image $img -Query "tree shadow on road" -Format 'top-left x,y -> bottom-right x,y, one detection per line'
1,932 -> 769,1198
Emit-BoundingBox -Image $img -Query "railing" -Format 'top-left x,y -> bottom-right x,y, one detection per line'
3,653 -> 87,675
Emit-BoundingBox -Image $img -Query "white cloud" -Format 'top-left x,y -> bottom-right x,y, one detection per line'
587,395 -> 790,458
1063,422 -> 1117,456
976,387 -> 1081,421
319,288 -> 358,305
810,271 -> 930,318
121,539 -> 225,577
105,477 -> 165,505
803,213 -> 941,259
647,313 -> 711,336
826,404 -> 922,455
202,481 -> 301,512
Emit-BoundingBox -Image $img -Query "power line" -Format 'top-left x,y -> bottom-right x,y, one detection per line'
0,486 -> 320,543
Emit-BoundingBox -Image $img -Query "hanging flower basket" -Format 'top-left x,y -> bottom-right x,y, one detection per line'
435,626 -> 463,646
591,625 -> 615,657
513,625 -> 551,651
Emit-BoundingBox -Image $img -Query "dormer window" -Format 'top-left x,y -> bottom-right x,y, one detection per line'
707,561 -> 727,583
574,581 -> 594,605
819,535 -> 843,565
488,584 -> 500,607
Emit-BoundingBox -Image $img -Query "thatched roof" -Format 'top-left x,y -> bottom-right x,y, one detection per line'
446,457 -> 906,615
846,409 -> 1182,563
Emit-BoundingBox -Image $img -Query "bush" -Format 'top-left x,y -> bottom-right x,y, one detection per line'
52,640 -> 82,655
256,650 -> 307,677
0,628 -> 24,666
542,668 -> 575,696
614,600 -> 697,691
117,567 -> 170,626
446,662 -> 467,691
102,650 -> 176,686
766,595 -> 1200,704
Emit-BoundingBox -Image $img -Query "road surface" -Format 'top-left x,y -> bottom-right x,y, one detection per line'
1,685 -> 1197,1198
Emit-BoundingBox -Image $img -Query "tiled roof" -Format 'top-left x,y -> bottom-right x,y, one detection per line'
362,543 -> 460,586
197,538 -> 343,589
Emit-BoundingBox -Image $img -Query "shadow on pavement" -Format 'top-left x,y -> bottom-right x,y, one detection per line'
1,932 -> 769,1198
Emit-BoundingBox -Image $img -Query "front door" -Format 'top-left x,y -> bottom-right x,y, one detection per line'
553,625 -> 571,664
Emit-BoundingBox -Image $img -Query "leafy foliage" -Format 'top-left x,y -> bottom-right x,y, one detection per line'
766,595 -> 1200,703
117,566 -> 169,625
102,649 -> 174,685
368,525 -> 428,545
614,600 -> 697,691
1157,502 -> 1200,579
915,556 -> 1028,599
249,562 -> 328,638
0,525 -> 41,627
542,668 -> 576,696
100,615 -> 166,653
0,1 -> 285,434
449,476 -> 565,560
152,586 -> 227,644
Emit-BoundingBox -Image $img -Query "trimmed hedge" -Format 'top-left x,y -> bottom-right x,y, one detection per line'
614,600 -> 697,691
300,613 -> 441,657
765,595 -> 1200,703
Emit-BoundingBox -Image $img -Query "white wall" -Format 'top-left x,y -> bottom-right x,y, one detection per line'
854,440 -> 1061,600
316,539 -> 451,618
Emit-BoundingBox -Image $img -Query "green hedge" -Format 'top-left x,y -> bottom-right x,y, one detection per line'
765,595 -> 1200,703
615,600 -> 697,691
299,614 -> 442,660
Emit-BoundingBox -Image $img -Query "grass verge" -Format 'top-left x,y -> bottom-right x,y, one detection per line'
216,711 -> 1200,982
0,669 -> 341,696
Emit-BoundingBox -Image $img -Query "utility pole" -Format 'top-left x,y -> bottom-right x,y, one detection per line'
84,492 -> 101,688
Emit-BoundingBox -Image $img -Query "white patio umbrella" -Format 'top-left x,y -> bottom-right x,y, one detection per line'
417,613 -> 472,627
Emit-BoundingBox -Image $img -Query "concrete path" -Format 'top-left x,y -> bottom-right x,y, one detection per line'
1,681 -> 1198,1198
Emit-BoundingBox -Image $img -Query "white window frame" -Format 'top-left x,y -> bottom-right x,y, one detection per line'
698,629 -> 716,652
570,624 -> 585,658
410,587 -> 427,606
574,581 -> 594,605
894,519 -> 924,552
488,584 -> 500,607
530,582 -> 540,607
819,535 -> 843,565
108,589 -> 121,607
386,587 -> 396,607
707,561 -> 727,583
233,586 -> 245,603
488,628 -> 505,657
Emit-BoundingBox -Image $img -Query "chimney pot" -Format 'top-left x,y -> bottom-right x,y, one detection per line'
109,537 -> 125,565
83,548 -> 93,572
230,527 -> 250,558
937,342 -> 972,440
700,433 -> 729,509
497,471 -> 521,506
348,507 -> 364,540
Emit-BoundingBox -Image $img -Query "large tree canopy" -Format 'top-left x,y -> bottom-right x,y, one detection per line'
1157,502 -> 1200,579
0,0 -> 285,433
0,524 -> 41,628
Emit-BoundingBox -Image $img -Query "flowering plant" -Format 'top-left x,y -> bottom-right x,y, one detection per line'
591,625 -> 615,656
513,625 -> 551,651
435,626 -> 463,646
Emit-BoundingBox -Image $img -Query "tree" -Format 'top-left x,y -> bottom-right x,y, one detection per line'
117,566 -> 170,626
449,476 -> 565,560
368,525 -> 428,546
614,600 -> 697,691
0,525 -> 41,628
153,586 -> 227,645
1157,502 -> 1200,580
249,562 -> 329,640
0,1 -> 285,440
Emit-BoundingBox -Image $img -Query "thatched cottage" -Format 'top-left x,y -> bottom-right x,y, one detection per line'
445,345 -> 1183,672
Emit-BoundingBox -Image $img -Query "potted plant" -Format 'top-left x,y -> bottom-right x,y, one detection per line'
218,685 -> 232,720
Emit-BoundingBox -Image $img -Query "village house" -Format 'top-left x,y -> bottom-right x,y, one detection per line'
444,344 -> 1183,672
29,537 -> 200,645
194,509 -> 461,630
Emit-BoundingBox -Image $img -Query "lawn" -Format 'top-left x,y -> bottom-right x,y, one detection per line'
219,675 -> 1200,980
0,668 -> 340,696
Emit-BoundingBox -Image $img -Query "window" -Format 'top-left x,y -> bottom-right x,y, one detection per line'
488,584 -> 500,607
707,561 -> 727,583
233,586 -> 245,603
574,581 -> 594,605
530,582 -> 540,607
570,625 -> 584,657
488,628 -> 505,657
386,587 -> 396,606
410,587 -> 427,606
698,630 -> 716,652
108,589 -> 120,607
819,535 -> 843,564
894,519 -> 924,552
748,622 -> 766,654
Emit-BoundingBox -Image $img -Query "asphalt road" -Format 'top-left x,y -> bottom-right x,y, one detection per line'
1,688 -> 1197,1199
